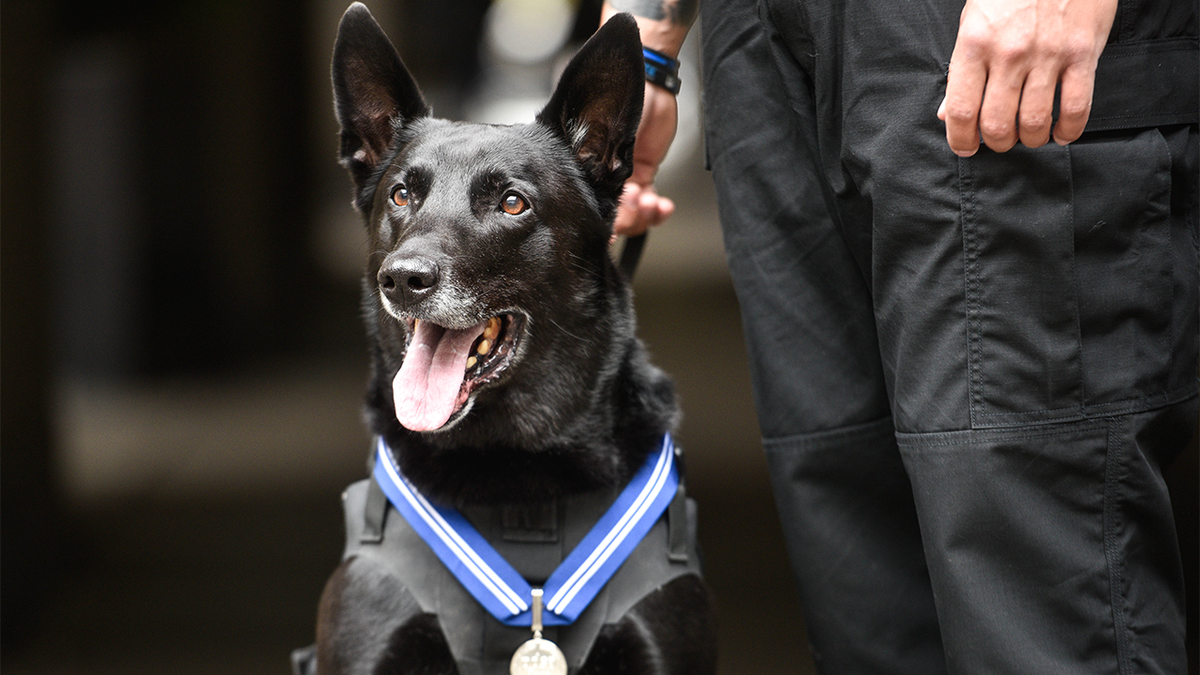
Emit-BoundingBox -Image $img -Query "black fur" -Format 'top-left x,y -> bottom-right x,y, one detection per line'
316,4 -> 715,673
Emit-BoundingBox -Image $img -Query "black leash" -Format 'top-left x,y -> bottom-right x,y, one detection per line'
617,233 -> 648,281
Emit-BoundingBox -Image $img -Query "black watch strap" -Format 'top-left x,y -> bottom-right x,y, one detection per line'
643,47 -> 681,95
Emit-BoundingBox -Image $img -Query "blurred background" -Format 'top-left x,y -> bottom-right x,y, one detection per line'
1,1 -> 1195,674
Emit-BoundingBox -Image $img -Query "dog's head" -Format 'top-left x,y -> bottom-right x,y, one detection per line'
332,4 -> 649,451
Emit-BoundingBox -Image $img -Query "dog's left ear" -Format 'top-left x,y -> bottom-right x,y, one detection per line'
537,14 -> 645,207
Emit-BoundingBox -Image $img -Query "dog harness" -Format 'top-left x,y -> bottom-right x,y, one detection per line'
293,435 -> 703,675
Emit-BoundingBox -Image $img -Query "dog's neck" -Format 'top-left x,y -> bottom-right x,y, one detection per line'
368,339 -> 676,507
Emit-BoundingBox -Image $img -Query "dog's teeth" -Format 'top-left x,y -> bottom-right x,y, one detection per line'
484,317 -> 501,341
476,339 -> 492,355
467,356 -> 477,369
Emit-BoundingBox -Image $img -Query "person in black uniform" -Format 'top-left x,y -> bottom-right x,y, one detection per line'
605,0 -> 1199,671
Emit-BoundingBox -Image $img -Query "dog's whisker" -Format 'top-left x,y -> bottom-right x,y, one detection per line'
545,317 -> 586,342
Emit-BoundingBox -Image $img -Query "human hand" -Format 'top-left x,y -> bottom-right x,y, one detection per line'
938,0 -> 1118,156
614,82 -> 678,237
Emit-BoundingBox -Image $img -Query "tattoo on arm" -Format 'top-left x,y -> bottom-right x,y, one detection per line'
609,0 -> 699,28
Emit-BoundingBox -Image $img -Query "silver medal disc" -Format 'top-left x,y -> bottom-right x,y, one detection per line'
510,637 -> 567,675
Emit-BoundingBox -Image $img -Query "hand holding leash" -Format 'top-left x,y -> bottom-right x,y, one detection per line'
614,82 -> 678,237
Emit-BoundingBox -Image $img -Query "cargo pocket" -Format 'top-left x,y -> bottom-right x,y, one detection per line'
960,128 -> 1174,428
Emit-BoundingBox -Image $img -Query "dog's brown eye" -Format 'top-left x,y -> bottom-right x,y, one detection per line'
391,185 -> 409,207
501,193 -> 527,216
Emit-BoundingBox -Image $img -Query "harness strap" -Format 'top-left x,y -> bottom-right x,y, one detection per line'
667,482 -> 689,563
361,475 -> 389,544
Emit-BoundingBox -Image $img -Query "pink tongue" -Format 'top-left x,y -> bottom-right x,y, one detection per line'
393,319 -> 487,431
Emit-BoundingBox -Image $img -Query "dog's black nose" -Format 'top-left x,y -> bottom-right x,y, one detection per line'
378,255 -> 440,308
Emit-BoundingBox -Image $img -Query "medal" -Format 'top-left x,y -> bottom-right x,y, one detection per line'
510,589 -> 567,675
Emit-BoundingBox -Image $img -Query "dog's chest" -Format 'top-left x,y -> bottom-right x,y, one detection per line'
339,471 -> 702,674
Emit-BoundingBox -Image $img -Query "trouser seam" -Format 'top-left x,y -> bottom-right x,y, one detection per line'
1104,415 -> 1132,675
894,389 -> 1198,444
894,419 -> 1104,450
959,156 -> 984,429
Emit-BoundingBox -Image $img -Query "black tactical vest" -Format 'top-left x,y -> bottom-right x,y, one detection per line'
294,467 -> 703,675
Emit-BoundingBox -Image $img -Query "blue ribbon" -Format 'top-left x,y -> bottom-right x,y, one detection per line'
372,434 -> 679,626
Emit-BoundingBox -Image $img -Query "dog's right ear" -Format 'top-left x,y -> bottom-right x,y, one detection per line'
331,3 -> 427,191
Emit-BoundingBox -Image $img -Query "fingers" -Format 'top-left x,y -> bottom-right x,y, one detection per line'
940,56 -> 987,157
944,59 -> 1093,155
941,0 -> 1116,155
613,182 -> 675,238
977,66 -> 1023,152
945,63 -> 1094,154
635,185 -> 675,226
943,33 -> 1032,156
1052,59 -> 1095,145
1016,68 -> 1057,148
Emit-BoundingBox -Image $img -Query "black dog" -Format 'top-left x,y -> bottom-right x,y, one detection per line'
298,4 -> 716,674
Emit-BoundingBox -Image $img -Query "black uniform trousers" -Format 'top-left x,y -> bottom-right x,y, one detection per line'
699,0 -> 1198,672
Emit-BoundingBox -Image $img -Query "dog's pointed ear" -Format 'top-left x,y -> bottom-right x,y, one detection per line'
332,3 -> 428,190
537,14 -> 644,208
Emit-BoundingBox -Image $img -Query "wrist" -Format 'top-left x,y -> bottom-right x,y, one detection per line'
600,7 -> 688,57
